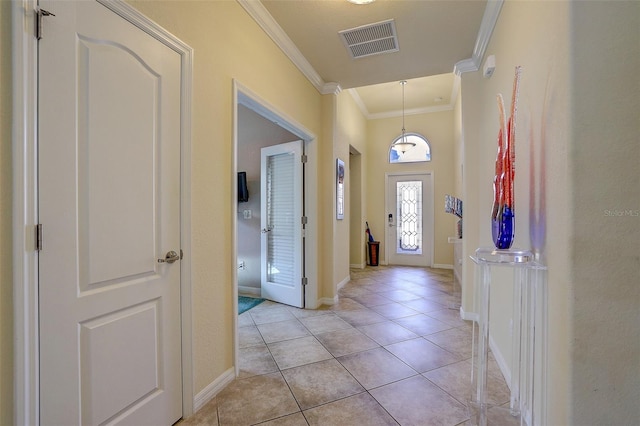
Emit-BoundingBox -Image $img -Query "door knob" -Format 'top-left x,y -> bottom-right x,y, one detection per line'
158,250 -> 180,264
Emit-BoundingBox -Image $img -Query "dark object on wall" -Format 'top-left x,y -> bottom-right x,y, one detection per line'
368,241 -> 380,266
238,171 -> 249,203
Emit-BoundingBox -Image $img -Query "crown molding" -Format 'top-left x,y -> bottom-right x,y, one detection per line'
454,0 -> 504,75
347,88 -> 370,117
454,58 -> 479,76
237,0 -> 326,93
321,82 -> 342,95
450,73 -> 461,105
368,104 -> 454,120
347,88 -> 453,120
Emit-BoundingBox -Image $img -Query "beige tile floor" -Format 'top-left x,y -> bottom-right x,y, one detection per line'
179,266 -> 514,426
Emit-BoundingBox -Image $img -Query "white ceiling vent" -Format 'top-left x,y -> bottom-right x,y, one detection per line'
339,19 -> 399,59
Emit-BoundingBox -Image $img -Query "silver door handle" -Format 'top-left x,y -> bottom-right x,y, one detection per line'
261,228 -> 271,233
158,250 -> 180,264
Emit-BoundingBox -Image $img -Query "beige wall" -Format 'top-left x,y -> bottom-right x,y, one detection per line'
461,0 -> 639,423
461,1 -> 573,421
366,110 -> 457,267
570,2 -> 639,423
335,91 -> 367,278
452,81 -> 463,200
4,1 -> 637,423
0,1 -> 13,424
318,94 -> 335,300
125,0 -> 325,395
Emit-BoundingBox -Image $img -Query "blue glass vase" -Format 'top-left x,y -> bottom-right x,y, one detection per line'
494,206 -> 514,249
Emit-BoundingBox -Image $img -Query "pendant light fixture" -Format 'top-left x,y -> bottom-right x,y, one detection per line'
393,80 -> 416,154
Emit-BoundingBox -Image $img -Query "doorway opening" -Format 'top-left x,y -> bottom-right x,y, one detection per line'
385,172 -> 434,267
233,81 -> 318,376
349,146 -> 365,269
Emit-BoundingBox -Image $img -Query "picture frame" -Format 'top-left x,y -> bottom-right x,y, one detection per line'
336,158 -> 345,220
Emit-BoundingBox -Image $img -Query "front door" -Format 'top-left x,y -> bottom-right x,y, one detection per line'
386,173 -> 433,267
260,141 -> 305,308
38,1 -> 182,424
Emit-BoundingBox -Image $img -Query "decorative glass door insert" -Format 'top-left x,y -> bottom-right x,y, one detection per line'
395,180 -> 423,254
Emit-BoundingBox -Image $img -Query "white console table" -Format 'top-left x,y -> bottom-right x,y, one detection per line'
470,248 -> 547,426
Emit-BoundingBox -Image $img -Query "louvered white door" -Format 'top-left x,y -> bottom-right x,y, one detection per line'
260,141 -> 304,308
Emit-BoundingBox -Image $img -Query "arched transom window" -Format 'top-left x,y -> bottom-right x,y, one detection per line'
389,133 -> 431,163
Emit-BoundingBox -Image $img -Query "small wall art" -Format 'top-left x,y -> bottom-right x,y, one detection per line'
336,158 -> 345,220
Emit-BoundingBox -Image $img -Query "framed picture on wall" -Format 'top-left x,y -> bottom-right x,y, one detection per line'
336,158 -> 345,220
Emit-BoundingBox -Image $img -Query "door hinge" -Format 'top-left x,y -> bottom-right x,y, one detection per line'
36,8 -> 56,40
301,154 -> 308,163
301,216 -> 308,225
35,224 -> 43,251
302,277 -> 308,286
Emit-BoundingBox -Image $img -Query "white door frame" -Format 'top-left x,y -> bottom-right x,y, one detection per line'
12,1 -> 194,423
384,172 -> 434,267
233,80 -> 318,376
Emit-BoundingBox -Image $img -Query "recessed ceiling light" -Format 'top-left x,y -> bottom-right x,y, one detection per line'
347,0 -> 375,4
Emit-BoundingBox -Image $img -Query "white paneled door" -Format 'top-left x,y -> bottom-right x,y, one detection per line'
260,141 -> 305,308
38,1 -> 182,424
386,173 -> 433,267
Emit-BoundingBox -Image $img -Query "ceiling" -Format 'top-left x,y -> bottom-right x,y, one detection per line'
240,0 -> 493,116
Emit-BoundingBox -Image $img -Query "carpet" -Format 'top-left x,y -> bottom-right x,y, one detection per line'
238,296 -> 265,315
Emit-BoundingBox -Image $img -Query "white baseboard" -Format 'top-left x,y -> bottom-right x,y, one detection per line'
193,367 -> 235,413
460,306 -> 479,322
460,304 -> 513,393
489,334 -> 512,389
337,275 -> 350,290
350,263 -> 365,269
433,263 -> 454,270
238,285 -> 260,297
318,295 -> 339,306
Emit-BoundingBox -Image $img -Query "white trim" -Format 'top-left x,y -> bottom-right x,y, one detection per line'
318,296 -> 339,306
367,104 -> 453,120
350,263 -> 365,269
346,89 -> 369,118
322,82 -> 342,95
192,367 -> 235,413
460,306 -> 479,322
347,88 -> 455,121
454,58 -> 479,76
12,2 -> 39,424
240,0 -> 502,102
433,263 -> 453,270
450,74 -> 461,108
232,78 -> 319,373
238,286 -> 261,297
384,172 -> 435,268
454,0 -> 503,75
470,0 -> 503,68
237,0 -> 329,94
489,334 -> 512,390
337,275 -> 351,291
232,84 -> 241,378
13,0 -> 195,420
